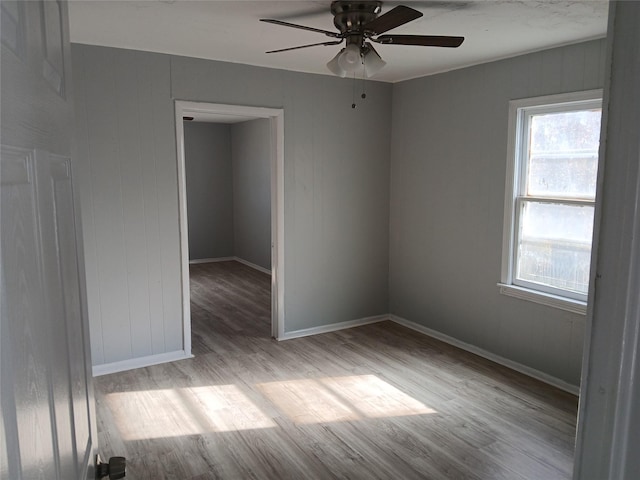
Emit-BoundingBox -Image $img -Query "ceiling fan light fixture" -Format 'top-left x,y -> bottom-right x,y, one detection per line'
337,43 -> 362,73
327,49 -> 348,77
363,46 -> 386,77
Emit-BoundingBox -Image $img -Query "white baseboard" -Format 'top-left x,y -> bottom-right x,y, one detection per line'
189,256 -> 271,275
279,315 -> 387,341
388,315 -> 580,395
92,310 -> 579,395
189,257 -> 234,265
92,350 -> 193,377
233,257 -> 271,275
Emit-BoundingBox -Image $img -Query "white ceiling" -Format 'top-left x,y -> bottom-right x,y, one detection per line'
67,0 -> 609,83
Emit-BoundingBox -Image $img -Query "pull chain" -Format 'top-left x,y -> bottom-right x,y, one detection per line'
352,72 -> 357,109
352,58 -> 367,109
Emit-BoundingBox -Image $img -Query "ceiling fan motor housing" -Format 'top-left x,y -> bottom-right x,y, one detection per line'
331,1 -> 382,46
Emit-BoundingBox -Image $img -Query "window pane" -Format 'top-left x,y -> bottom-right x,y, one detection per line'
527,109 -> 601,199
516,201 -> 594,295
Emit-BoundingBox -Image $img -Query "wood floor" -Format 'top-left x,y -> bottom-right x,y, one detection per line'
95,261 -> 579,480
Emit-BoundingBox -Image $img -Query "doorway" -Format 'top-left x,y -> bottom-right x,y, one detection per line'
174,101 -> 284,353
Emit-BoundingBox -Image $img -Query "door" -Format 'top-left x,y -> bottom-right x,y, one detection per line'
1,1 -> 97,479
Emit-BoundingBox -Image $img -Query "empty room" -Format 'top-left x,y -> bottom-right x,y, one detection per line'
2,1 -> 639,480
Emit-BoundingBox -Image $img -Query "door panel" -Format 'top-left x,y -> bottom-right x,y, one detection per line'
1,147 -> 95,480
1,147 -> 58,480
1,1 -> 97,479
50,154 -> 93,477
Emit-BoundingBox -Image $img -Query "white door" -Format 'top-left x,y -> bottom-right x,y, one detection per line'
1,1 -> 97,479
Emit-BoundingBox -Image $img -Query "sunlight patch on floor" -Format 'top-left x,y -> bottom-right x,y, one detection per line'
257,374 -> 437,425
106,375 -> 436,440
106,384 -> 276,440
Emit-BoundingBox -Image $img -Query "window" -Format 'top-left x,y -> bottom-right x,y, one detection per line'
500,91 -> 602,314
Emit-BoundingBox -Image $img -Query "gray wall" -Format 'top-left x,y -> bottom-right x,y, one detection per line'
72,44 -> 392,366
184,122 -> 233,260
72,47 -> 182,365
231,118 -> 271,270
184,118 -> 272,270
389,39 -> 607,386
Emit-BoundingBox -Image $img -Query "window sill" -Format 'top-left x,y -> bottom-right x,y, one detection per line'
497,283 -> 587,315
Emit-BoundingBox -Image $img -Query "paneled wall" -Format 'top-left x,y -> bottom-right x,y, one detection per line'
73,47 -> 182,366
389,39 -> 607,386
184,118 -> 271,271
184,122 -> 233,260
231,118 -> 272,271
72,45 -> 392,368
169,56 -> 392,335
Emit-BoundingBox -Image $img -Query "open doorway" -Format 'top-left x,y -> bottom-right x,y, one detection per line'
174,101 -> 284,354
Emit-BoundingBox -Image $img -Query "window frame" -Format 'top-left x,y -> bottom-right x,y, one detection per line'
499,90 -> 603,314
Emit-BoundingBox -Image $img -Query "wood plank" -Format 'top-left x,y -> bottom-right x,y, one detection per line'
82,47 -> 133,363
95,261 -> 578,479
114,49 -> 153,358
148,52 -> 183,353
135,51 -> 167,355
71,45 -> 105,365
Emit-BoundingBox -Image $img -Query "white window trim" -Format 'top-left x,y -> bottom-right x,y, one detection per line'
499,89 -> 603,314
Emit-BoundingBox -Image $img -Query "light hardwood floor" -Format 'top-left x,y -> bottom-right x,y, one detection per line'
95,261 -> 578,479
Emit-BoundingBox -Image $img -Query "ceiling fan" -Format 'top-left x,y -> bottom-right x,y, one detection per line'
260,1 -> 464,78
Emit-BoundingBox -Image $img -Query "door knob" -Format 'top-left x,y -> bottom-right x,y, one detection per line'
96,455 -> 126,479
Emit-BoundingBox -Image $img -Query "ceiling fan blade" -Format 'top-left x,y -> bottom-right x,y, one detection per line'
266,40 -> 344,54
260,19 -> 341,38
374,35 -> 465,47
363,5 -> 423,36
